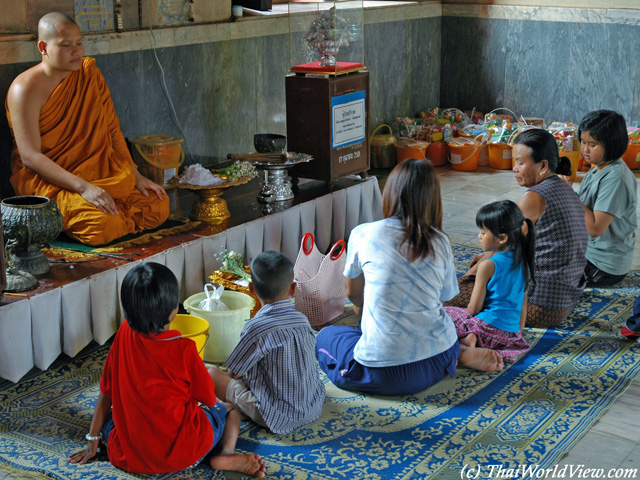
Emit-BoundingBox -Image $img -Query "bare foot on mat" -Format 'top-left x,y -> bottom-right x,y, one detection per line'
210,453 -> 266,478
459,345 -> 504,372
459,333 -> 477,348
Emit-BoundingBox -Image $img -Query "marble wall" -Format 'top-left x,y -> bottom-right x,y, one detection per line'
0,15 -> 440,199
440,7 -> 640,125
2,5 -> 639,200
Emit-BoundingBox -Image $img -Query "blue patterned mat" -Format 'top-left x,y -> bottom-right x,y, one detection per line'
2,243 -> 640,480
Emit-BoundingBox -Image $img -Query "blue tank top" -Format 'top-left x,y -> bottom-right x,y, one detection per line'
476,251 -> 525,333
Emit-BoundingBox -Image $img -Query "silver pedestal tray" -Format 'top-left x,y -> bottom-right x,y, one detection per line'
228,153 -> 313,204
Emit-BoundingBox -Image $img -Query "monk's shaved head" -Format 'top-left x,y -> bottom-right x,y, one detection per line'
38,12 -> 78,42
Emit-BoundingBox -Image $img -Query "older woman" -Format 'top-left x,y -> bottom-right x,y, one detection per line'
447,129 -> 587,328
315,159 -> 503,397
512,129 -> 588,327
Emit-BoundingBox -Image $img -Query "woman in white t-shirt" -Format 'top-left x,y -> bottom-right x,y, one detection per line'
315,159 -> 503,396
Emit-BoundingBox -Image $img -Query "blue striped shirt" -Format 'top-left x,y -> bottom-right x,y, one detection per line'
225,300 -> 325,434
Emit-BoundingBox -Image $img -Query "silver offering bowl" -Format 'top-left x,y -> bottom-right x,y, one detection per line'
250,153 -> 313,203
2,195 -> 63,277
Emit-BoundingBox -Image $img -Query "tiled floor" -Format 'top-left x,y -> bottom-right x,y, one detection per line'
436,165 -> 640,474
437,165 -> 640,269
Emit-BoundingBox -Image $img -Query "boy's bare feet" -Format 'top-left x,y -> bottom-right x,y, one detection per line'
459,345 -> 504,372
210,453 -> 266,478
459,333 -> 477,348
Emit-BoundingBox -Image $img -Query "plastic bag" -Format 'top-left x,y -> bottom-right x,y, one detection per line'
197,283 -> 230,311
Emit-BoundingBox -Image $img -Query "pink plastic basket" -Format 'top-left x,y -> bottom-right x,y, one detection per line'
294,233 -> 346,327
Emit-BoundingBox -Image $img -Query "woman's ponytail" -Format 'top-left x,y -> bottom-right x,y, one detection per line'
556,156 -> 572,177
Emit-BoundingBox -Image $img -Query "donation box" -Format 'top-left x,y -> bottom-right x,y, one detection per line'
286,71 -> 370,183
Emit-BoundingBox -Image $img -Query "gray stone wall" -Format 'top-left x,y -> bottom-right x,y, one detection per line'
0,16 -> 440,199
3,8 -> 638,199
440,16 -> 640,125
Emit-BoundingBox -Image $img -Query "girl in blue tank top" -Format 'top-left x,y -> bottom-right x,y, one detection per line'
445,200 -> 536,363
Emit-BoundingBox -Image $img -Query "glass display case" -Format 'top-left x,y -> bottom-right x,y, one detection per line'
289,1 -> 364,75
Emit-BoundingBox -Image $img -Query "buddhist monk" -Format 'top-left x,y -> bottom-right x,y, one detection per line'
6,12 -> 170,246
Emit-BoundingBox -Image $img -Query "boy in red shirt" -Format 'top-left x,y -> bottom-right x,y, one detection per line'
69,262 -> 266,477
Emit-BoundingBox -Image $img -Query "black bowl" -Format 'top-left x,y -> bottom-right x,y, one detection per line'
254,133 -> 287,153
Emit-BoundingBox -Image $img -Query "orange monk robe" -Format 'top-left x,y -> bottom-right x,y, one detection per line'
7,57 -> 169,246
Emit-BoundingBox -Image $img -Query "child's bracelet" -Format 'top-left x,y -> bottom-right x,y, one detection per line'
85,432 -> 103,442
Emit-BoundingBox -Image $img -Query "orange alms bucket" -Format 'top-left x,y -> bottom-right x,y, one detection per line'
130,134 -> 185,187
395,141 -> 429,163
622,144 -> 640,169
559,150 -> 580,181
488,143 -> 513,170
448,143 -> 480,171
426,142 -> 449,166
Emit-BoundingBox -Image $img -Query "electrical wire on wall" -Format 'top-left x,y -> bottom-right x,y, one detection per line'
145,0 -> 194,164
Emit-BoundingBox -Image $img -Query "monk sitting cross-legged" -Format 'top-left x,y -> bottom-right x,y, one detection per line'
6,12 -> 169,246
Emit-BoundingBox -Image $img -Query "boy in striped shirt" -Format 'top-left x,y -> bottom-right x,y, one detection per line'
210,251 -> 326,434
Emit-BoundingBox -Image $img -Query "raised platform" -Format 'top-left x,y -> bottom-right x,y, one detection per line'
0,175 -> 383,383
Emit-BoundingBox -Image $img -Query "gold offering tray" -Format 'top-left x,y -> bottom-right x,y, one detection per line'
167,175 -> 253,223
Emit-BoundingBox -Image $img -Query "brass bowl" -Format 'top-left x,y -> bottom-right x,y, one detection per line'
167,176 -> 252,223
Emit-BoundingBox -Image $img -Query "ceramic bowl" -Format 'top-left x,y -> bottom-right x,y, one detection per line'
254,134 -> 286,153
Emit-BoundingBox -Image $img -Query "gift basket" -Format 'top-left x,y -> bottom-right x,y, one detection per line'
447,137 -> 481,171
548,122 -> 580,179
483,108 -> 524,170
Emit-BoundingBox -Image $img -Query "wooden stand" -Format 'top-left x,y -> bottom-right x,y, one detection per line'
286,71 -> 370,185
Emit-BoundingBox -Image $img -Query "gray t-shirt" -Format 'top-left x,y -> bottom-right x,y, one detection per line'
578,159 -> 637,275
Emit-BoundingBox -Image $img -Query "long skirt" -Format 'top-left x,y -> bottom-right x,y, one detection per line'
444,306 -> 530,363
444,275 -> 574,328
316,325 -> 459,396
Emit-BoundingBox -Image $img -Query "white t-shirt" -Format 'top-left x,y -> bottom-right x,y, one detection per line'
344,217 -> 459,367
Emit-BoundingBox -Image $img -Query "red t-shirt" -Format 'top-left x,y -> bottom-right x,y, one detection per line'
101,322 -> 217,473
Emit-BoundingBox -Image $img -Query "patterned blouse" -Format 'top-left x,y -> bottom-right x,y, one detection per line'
527,175 -> 588,310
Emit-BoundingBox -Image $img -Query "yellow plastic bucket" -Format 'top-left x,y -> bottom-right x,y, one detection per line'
183,290 -> 255,364
370,124 -> 397,168
488,143 -> 513,170
169,314 -> 210,360
129,134 -> 185,187
448,144 -> 480,171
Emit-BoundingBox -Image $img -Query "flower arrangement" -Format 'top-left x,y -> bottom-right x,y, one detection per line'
215,249 -> 252,282
214,161 -> 258,182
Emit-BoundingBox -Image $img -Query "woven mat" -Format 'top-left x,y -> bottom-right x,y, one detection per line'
2,243 -> 639,480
